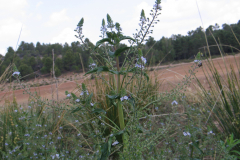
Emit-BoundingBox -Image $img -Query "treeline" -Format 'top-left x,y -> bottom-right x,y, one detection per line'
144,20 -> 240,65
1,20 -> 240,79
0,39 -> 93,79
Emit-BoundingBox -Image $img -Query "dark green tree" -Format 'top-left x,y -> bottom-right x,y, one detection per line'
63,49 -> 75,71
19,64 -> 34,79
55,58 -> 64,71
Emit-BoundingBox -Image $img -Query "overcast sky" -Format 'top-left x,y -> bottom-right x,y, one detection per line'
0,0 -> 240,55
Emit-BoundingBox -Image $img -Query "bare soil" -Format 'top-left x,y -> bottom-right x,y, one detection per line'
0,54 -> 239,105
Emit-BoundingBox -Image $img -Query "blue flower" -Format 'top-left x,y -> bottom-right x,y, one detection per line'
120,96 -> 129,101
12,71 -> 20,76
141,56 -> 147,64
171,100 -> 178,105
112,141 -> 119,146
153,3 -> 162,10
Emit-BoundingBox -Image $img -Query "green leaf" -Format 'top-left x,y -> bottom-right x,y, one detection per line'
195,52 -> 201,60
77,18 -> 84,27
71,107 -> 82,113
85,66 -> 110,75
92,108 -> 106,114
191,141 -> 203,155
114,130 -> 125,136
65,91 -> 69,95
232,150 -> 240,156
85,66 -> 119,75
114,47 -> 130,57
108,50 -> 115,57
95,38 -> 114,49
86,93 -> 93,105
71,93 -> 77,100
107,94 -> 120,100
100,141 -> 111,160
119,36 -> 135,42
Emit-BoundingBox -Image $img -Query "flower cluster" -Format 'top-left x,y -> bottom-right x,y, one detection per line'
183,132 -> 191,136
120,96 -> 129,101
112,141 -> 119,146
12,71 -> 20,76
80,90 -> 89,96
171,100 -> 178,105
135,56 -> 147,69
100,25 -> 107,33
153,3 -> 162,10
207,131 -> 215,135
135,64 -> 144,69
89,63 -> 97,69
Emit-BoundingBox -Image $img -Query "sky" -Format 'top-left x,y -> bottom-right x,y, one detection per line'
0,0 -> 240,55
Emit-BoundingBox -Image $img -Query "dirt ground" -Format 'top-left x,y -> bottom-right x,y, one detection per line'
0,54 -> 239,106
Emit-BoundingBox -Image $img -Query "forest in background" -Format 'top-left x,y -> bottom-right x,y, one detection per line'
1,20 -> 240,79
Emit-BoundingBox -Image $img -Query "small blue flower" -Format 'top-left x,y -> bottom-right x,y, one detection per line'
12,71 -> 20,76
171,100 -> 178,105
112,141 -> 119,146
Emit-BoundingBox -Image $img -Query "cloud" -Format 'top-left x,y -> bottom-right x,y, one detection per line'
0,0 -> 27,16
50,28 -> 77,44
0,18 -> 26,42
36,14 -> 42,20
36,1 -> 43,7
0,0 -> 27,11
0,48 -> 6,56
0,18 -> 29,55
45,9 -> 70,27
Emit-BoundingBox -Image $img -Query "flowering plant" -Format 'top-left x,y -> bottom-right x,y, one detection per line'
72,0 -> 163,157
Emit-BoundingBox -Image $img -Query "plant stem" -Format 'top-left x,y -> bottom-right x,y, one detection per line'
116,56 -> 128,152
116,56 -> 124,129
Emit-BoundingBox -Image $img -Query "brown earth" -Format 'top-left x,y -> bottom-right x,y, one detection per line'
0,54 -> 239,106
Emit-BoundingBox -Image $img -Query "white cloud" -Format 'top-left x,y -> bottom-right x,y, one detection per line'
36,14 -> 42,20
0,48 -> 6,55
0,0 -> 27,10
121,0 -> 240,40
36,1 -> 43,7
0,0 -> 27,16
45,9 -> 70,27
50,28 -> 77,44
0,18 -> 26,42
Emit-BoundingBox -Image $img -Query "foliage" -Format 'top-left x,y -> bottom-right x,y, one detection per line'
42,57 -> 52,73
54,67 -> 61,77
18,64 -> 34,79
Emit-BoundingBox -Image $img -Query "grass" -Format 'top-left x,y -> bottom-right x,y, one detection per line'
0,53 -> 239,159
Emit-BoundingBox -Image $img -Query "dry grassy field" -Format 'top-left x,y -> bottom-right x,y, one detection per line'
1,54 -> 239,105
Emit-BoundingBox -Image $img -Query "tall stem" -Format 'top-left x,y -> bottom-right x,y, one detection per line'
116,57 -> 124,129
116,56 -> 128,153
